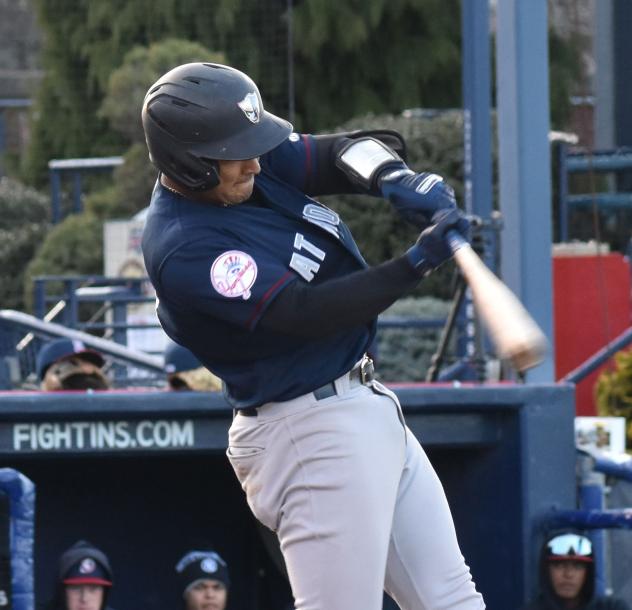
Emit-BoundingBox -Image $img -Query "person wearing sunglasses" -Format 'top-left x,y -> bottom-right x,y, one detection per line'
522,531 -> 630,610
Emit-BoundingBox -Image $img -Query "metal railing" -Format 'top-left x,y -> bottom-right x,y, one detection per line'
48,157 -> 123,223
545,451 -> 632,597
32,275 -> 447,332
4,273 -> 455,390
0,310 -> 164,390
561,326 -> 632,384
33,275 -> 155,334
557,144 -> 632,242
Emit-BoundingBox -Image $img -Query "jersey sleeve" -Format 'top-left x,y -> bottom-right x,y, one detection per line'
262,132 -> 373,197
260,133 -> 317,191
159,236 -> 297,331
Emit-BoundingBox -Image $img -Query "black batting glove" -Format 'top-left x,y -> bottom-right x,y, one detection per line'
405,208 -> 471,277
379,167 -> 458,230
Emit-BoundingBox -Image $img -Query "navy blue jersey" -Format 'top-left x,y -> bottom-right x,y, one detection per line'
142,134 -> 376,408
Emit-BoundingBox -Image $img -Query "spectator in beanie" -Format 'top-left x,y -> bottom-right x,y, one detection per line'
42,540 -> 115,610
36,339 -> 110,391
175,550 -> 230,610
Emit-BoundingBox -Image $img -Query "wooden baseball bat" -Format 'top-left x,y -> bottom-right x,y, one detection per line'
447,231 -> 548,372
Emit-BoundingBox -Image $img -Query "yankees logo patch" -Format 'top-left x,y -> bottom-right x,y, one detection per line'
210,250 -> 257,300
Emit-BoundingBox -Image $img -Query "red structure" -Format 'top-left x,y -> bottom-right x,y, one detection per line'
553,252 -> 631,415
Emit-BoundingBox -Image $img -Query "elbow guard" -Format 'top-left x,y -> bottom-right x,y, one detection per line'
334,137 -> 405,192
308,129 -> 408,195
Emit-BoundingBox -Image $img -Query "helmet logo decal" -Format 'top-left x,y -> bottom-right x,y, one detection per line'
238,92 -> 261,124
210,250 -> 258,300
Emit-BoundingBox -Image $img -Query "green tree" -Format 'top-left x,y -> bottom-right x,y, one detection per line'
596,350 -> 632,451
100,38 -> 225,145
22,38 -> 225,307
378,296 -> 452,381
24,0 -> 290,185
83,143 -> 157,220
86,39 -> 224,219
23,213 -> 103,310
0,178 -> 49,311
293,0 -> 462,131
24,0 -> 582,186
548,28 -> 585,128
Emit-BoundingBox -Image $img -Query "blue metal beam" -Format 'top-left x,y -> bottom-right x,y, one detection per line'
496,0 -> 554,382
461,0 -> 493,221
565,150 -> 632,172
0,112 -> 5,177
0,99 -> 32,109
562,326 -> 632,384
461,0 -> 495,368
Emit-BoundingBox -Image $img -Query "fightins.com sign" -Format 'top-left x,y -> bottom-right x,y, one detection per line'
8,419 -> 197,453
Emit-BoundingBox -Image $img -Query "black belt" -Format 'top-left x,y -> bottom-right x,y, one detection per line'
239,356 -> 375,417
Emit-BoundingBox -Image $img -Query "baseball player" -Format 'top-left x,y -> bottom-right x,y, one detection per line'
141,62 -> 485,610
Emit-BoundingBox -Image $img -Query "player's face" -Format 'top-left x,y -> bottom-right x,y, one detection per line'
184,579 -> 227,610
209,158 -> 261,206
548,561 -> 587,601
65,584 -> 104,610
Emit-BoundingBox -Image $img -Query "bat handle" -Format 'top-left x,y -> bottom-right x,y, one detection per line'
446,229 -> 470,254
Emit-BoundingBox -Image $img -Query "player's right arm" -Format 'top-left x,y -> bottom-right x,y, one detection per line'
157,210 -> 467,340
260,209 -> 468,338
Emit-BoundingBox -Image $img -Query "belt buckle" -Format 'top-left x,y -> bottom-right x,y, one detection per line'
359,355 -> 374,384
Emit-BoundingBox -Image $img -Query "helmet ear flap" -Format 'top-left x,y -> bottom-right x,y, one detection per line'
198,158 -> 220,189
162,154 -> 220,191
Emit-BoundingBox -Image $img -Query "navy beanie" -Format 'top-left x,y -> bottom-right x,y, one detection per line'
175,550 -> 229,596
59,540 -> 113,587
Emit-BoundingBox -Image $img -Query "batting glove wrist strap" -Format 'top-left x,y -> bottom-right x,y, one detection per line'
379,169 -> 458,231
405,244 -> 434,277
406,208 -> 471,277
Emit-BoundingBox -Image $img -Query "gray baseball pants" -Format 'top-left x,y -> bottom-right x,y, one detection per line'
227,374 -> 485,610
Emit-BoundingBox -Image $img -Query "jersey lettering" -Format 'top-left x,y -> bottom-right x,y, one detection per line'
302,203 -> 340,239
290,253 -> 321,281
289,233 -> 326,281
293,233 -> 325,261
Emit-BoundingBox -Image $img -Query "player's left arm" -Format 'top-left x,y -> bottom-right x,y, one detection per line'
261,130 -> 407,197
263,132 -> 458,231
260,208 -> 469,338
334,136 -> 460,230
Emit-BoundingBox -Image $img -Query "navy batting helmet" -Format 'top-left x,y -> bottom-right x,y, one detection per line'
141,62 -> 293,191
